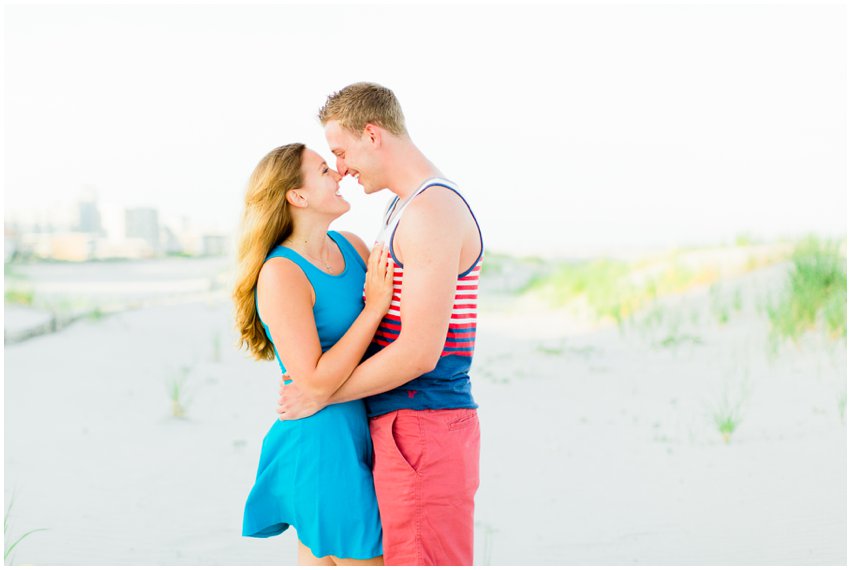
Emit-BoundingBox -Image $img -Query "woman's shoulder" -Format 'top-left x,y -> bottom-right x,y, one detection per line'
257,254 -> 311,293
256,254 -> 314,316
335,231 -> 370,263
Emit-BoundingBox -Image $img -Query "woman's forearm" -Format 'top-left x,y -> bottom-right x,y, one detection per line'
324,336 -> 436,405
296,308 -> 384,402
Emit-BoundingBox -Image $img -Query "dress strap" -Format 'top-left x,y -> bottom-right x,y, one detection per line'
328,231 -> 367,272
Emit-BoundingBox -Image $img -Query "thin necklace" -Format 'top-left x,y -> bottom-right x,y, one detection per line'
283,236 -> 333,271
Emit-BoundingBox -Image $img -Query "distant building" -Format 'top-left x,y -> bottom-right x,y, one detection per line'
201,234 -> 230,257
99,203 -> 127,243
77,199 -> 102,234
125,208 -> 160,255
94,237 -> 154,260
49,232 -> 97,261
161,224 -> 185,255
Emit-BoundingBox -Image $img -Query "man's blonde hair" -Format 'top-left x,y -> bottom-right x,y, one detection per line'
318,82 -> 408,136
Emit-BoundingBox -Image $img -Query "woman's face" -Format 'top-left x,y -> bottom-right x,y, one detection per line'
294,149 -> 349,217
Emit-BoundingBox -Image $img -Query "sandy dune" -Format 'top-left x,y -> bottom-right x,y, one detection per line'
3,259 -> 846,564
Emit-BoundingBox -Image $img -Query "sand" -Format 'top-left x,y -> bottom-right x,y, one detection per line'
3,258 -> 846,564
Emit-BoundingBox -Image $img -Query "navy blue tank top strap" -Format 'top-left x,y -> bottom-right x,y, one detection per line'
387,180 -> 484,277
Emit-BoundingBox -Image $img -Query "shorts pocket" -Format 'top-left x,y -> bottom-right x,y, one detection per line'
448,410 -> 478,431
390,412 -> 423,474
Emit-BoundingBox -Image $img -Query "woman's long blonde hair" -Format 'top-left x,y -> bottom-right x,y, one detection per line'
233,143 -> 305,360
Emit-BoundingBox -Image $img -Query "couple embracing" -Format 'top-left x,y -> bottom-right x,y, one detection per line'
233,83 -> 483,566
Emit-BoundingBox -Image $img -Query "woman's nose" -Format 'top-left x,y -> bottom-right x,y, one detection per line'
331,169 -> 342,182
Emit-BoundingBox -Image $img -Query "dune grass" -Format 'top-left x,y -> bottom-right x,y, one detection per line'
522,258 -> 702,327
709,284 -> 730,324
4,288 -> 35,306
657,332 -> 703,349
767,236 -> 846,344
166,364 -> 194,419
712,391 -> 745,444
4,497 -> 47,564
710,366 -> 751,444
519,245 -> 772,327
211,331 -> 222,363
475,521 -> 498,565
4,264 -> 35,305
86,307 -> 105,321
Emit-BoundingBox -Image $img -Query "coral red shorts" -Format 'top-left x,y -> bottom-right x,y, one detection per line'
369,408 -> 481,566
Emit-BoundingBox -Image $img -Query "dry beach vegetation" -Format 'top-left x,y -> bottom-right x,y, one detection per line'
3,235 -> 846,564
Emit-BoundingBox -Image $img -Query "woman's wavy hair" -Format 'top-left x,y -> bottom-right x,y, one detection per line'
233,143 -> 305,360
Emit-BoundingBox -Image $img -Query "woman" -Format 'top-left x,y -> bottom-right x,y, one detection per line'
233,143 -> 392,565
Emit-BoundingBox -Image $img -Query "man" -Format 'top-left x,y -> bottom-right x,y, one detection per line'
277,82 -> 483,566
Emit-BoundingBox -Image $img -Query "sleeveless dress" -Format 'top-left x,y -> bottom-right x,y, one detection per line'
242,231 -> 383,560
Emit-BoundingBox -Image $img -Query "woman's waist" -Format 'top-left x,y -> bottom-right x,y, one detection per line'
268,399 -> 369,430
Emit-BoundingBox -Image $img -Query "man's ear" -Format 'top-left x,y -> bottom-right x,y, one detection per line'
363,123 -> 382,147
286,189 -> 307,208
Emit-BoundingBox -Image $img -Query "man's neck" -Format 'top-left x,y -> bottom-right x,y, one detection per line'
384,143 -> 443,200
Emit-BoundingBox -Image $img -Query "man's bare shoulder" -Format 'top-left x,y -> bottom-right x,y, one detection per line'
403,185 -> 469,227
395,187 -> 468,260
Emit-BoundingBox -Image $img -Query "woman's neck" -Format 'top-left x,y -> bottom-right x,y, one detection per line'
282,224 -> 332,260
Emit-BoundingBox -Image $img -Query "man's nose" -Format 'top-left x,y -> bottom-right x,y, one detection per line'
336,157 -> 348,176
331,169 -> 342,182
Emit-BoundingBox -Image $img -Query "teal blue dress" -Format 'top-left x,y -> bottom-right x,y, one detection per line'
242,231 -> 383,560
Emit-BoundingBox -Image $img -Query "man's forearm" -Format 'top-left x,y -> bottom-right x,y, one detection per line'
325,338 -> 434,404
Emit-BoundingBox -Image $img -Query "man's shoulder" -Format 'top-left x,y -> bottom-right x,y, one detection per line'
406,183 -> 470,221
394,187 -> 471,259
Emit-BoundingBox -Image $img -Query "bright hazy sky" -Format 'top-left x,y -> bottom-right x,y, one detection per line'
3,2 -> 846,256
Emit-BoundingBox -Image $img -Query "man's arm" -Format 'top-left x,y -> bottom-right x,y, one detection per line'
324,188 -> 468,404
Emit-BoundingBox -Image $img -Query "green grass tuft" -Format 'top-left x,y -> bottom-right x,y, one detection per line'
768,236 -> 846,342
5,288 -> 35,306
4,497 -> 47,564
166,364 -> 194,418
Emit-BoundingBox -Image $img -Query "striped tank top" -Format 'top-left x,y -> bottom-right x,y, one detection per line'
362,177 -> 482,417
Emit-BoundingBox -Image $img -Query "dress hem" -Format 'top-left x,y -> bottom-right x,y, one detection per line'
243,522 -> 382,560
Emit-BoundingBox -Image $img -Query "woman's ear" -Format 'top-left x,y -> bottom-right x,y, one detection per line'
286,189 -> 307,208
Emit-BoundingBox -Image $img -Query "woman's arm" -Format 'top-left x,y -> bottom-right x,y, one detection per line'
257,243 -> 392,404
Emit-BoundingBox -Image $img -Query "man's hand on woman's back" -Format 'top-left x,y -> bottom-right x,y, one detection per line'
277,374 -> 324,420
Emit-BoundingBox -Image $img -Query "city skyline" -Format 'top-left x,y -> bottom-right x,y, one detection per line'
4,4 -> 846,257
5,193 -> 230,262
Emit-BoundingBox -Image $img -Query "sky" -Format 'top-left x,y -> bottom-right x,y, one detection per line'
3,2 -> 847,256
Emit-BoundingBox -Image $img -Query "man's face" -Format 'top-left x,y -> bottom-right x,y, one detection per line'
324,120 -> 381,194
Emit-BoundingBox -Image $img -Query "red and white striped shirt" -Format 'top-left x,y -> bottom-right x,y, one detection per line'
362,178 -> 482,417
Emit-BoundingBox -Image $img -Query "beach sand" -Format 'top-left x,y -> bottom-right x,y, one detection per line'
3,260 -> 846,564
